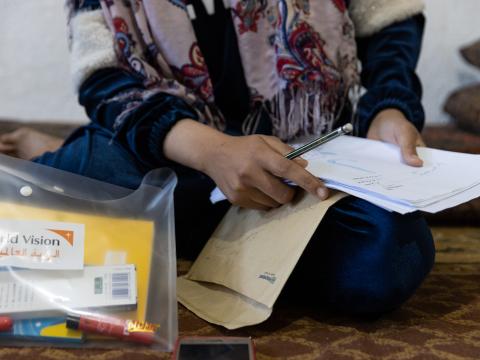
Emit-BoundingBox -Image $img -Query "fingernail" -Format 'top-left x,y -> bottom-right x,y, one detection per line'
317,188 -> 329,200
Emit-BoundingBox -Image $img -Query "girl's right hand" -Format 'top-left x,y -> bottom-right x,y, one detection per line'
163,120 -> 328,210
203,134 -> 329,210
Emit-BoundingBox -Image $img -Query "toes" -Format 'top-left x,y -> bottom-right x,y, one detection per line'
1,128 -> 30,142
0,132 -> 16,144
0,142 -> 15,154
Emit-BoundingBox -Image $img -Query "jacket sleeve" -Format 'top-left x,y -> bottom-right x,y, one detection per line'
79,69 -> 199,168
68,1 -> 198,168
355,14 -> 426,137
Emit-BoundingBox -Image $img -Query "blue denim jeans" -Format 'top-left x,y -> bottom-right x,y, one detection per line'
34,123 -> 435,315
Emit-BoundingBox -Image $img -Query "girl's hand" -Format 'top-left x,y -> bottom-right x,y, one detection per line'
163,120 -> 328,210
203,134 -> 328,210
367,108 -> 425,167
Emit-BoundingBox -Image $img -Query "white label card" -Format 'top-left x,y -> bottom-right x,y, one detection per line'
0,265 -> 137,316
0,220 -> 85,270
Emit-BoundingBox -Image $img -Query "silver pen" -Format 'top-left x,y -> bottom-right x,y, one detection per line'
285,123 -> 353,160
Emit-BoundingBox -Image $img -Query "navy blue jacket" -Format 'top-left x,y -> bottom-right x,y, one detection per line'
74,0 -> 425,168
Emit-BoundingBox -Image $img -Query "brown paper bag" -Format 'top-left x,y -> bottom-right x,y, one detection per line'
178,191 -> 346,329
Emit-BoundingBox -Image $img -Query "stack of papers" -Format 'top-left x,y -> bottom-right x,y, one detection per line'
301,136 -> 480,213
210,136 -> 480,214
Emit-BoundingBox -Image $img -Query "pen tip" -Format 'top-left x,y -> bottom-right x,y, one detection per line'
342,123 -> 353,134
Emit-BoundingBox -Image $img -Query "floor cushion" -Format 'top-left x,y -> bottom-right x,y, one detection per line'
444,84 -> 480,135
461,39 -> 480,69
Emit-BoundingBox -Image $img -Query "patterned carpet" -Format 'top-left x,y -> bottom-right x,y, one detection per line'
0,227 -> 479,360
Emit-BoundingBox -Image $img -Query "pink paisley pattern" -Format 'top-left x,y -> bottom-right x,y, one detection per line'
112,17 -> 131,58
276,21 -> 341,91
173,44 -> 214,102
232,0 -> 268,34
293,0 -> 310,14
331,0 -> 347,13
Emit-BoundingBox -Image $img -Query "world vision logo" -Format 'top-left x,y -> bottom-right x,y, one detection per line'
47,229 -> 75,246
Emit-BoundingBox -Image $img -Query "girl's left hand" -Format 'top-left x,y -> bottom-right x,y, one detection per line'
367,108 -> 425,167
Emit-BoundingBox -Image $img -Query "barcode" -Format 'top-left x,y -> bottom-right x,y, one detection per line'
111,272 -> 130,299
94,277 -> 103,295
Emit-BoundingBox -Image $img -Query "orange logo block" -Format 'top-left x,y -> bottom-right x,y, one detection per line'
47,229 -> 75,246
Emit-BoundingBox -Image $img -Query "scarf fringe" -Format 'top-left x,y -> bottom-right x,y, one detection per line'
243,86 -> 345,141
242,104 -> 263,135
203,104 -> 226,131
348,84 -> 362,137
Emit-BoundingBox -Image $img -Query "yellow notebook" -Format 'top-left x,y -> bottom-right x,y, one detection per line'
0,202 -> 154,342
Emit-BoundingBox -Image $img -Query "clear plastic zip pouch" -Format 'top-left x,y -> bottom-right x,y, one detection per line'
0,153 -> 178,351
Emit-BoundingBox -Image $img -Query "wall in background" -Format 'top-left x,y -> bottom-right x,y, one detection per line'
0,0 -> 480,125
418,0 -> 480,124
0,0 -> 87,124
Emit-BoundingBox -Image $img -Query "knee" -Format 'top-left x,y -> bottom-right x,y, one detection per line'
359,202 -> 436,280
326,272 -> 417,316
323,205 -> 435,315
377,209 -> 436,276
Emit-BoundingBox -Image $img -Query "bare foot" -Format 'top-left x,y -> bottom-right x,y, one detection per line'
0,128 -> 64,160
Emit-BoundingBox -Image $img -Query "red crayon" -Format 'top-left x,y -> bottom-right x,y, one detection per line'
0,317 -> 13,332
66,314 -> 158,345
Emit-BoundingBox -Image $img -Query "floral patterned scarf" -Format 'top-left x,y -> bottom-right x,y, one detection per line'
100,0 -> 360,140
